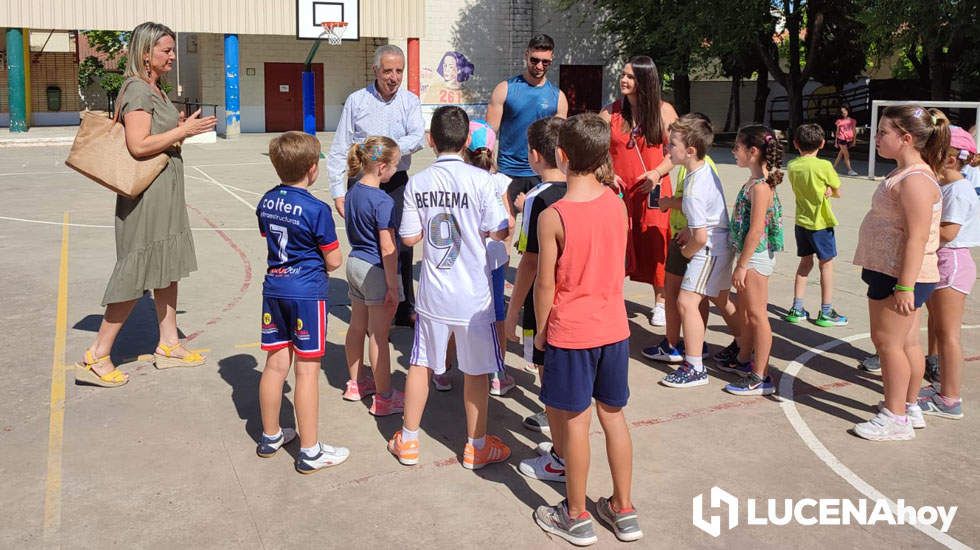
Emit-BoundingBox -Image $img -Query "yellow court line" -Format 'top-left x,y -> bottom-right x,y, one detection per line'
43,212 -> 69,543
234,342 -> 261,349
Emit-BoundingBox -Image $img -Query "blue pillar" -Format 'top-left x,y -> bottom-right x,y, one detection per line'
223,34 -> 240,139
6,28 -> 28,132
302,71 -> 316,135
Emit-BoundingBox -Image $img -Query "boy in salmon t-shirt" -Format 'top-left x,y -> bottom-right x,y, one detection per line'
532,114 -> 641,546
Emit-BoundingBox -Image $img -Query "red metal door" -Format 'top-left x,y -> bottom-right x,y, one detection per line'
559,65 -> 604,116
264,62 -> 324,132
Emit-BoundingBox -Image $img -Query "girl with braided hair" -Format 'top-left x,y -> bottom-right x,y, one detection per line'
719,125 -> 784,396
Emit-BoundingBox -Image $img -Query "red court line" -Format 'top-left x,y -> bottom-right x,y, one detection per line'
183,204 -> 253,343
319,378 -> 855,493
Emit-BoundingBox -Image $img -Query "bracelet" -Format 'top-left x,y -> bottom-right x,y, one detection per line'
893,284 -> 914,292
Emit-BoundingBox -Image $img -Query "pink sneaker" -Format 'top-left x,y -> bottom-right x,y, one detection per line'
343,378 -> 376,401
432,372 -> 453,391
369,389 -> 405,417
490,373 -> 516,396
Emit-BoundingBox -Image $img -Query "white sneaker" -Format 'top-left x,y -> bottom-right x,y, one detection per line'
854,409 -> 915,441
519,449 -> 566,482
650,304 -> 666,327
294,442 -> 351,474
847,169 -> 859,176
535,441 -> 553,456
876,401 -> 927,429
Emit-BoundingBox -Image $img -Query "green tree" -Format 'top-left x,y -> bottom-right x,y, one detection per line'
556,0 -> 713,114
77,30 -> 129,102
754,0 -> 827,132
862,0 -> 978,100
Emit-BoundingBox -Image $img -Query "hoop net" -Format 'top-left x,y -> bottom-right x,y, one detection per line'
321,22 -> 348,45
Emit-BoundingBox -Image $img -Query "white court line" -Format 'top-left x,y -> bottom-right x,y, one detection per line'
191,166 -> 255,209
187,161 -> 269,168
0,170 -> 74,177
778,327 -> 980,549
0,215 -> 256,231
193,167 -> 347,230
218,183 -> 263,196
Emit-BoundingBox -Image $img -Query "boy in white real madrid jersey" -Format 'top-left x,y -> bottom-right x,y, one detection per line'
387,106 -> 512,469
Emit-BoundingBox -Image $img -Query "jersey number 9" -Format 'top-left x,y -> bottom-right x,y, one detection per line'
428,213 -> 461,269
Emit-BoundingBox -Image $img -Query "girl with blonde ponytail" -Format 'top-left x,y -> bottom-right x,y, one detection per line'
342,136 -> 407,416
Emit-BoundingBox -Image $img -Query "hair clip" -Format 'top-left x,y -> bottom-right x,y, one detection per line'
369,144 -> 384,162
913,108 -> 924,118
931,115 -> 939,125
764,134 -> 774,143
960,150 -> 970,161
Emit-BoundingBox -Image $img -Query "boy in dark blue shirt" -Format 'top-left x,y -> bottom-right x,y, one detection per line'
255,131 -> 349,474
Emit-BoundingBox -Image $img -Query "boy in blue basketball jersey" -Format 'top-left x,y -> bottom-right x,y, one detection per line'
255,131 -> 350,474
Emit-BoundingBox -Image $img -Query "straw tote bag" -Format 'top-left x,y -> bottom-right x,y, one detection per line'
65,80 -> 169,198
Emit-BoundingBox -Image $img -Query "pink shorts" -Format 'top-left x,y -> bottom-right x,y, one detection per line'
936,247 -> 976,295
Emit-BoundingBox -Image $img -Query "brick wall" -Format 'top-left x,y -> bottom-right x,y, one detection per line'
0,51 -> 80,114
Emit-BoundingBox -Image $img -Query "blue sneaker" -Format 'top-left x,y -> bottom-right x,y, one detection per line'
256,427 -> 297,458
716,358 -> 753,378
661,362 -> 709,388
724,372 -> 775,396
642,338 -> 683,364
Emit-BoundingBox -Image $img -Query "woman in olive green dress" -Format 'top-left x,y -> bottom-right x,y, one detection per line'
75,21 -> 216,387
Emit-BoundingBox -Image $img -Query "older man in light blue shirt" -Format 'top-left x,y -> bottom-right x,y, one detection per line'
327,44 -> 424,325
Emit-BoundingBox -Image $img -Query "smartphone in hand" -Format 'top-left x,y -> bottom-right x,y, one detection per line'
647,184 -> 661,209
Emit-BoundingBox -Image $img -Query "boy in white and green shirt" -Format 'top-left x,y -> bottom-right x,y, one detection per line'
785,123 -> 847,327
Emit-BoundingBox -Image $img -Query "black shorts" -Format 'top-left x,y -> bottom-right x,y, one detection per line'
665,238 -> 689,277
506,174 -> 542,213
861,269 -> 935,309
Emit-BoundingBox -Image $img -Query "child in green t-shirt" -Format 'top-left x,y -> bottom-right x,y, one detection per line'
785,123 -> 847,327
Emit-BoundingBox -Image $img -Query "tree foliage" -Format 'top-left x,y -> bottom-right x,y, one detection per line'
77,30 -> 129,97
861,0 -> 979,100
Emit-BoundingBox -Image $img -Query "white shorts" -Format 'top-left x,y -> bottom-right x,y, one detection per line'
681,252 -> 733,297
409,315 -> 503,376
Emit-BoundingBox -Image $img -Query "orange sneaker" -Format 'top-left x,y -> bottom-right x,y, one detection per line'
387,430 -> 420,466
462,435 -> 511,470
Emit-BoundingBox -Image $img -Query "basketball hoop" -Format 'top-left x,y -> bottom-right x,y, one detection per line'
321,21 -> 348,45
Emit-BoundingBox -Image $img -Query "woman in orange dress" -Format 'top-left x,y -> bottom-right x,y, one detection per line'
601,56 -> 678,326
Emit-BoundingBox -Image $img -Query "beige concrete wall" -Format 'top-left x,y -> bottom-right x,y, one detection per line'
196,33 -> 382,133
1,0 -> 424,39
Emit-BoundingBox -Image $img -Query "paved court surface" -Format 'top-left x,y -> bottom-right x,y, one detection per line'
1,134 -> 977,549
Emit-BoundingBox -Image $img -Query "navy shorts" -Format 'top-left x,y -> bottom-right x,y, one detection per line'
861,269 -> 935,309
795,226 -> 838,261
491,266 -> 506,322
261,297 -> 327,358
540,338 -> 630,412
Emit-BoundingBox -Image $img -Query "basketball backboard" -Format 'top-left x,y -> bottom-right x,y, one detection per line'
296,0 -> 360,41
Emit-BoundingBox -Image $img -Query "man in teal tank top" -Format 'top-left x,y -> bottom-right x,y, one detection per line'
487,34 -> 568,213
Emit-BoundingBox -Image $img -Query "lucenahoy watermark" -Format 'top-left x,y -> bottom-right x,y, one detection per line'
693,486 -> 958,538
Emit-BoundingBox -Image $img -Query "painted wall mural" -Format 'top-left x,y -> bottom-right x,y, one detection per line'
422,50 -> 475,104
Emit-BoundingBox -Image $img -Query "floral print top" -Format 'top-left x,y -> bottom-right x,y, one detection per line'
729,178 -> 784,253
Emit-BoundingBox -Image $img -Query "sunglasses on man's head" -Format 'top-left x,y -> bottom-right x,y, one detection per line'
529,57 -> 553,68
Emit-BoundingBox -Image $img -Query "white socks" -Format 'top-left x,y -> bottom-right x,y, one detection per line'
401,427 -> 419,442
468,436 -> 486,450
686,355 -> 705,373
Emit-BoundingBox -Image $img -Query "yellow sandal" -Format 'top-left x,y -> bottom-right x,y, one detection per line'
154,343 -> 207,369
75,350 -> 129,388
